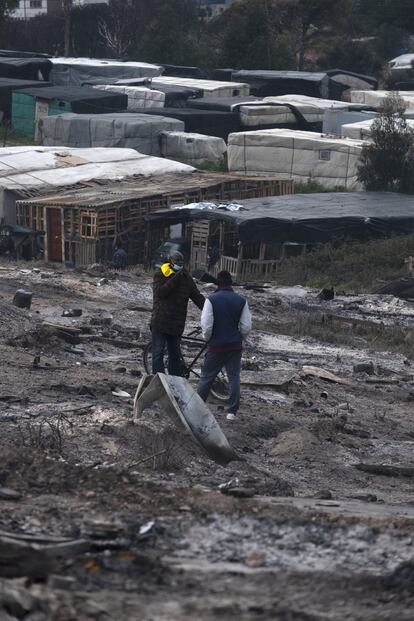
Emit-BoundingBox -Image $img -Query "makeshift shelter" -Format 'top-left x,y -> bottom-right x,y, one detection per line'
160,64 -> 208,79
231,71 -> 344,99
138,107 -> 240,139
350,90 -> 414,108
145,192 -> 414,281
325,69 -> 378,99
39,113 -> 185,155
323,109 -> 378,135
227,128 -> 364,189
237,95 -> 355,131
0,57 -> 51,81
151,76 -> 250,98
160,131 -> 227,165
93,85 -> 165,110
148,83 -> 202,107
15,173 -> 292,266
50,57 -> 163,86
0,146 -> 194,224
12,86 -> 127,140
0,78 -> 51,120
190,96 -> 261,111
389,54 -> 414,78
342,118 -> 414,140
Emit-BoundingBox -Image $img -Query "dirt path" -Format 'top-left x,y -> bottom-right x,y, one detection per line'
0,263 -> 413,620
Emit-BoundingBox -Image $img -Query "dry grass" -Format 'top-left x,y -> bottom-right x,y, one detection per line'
257,311 -> 414,358
276,234 -> 414,292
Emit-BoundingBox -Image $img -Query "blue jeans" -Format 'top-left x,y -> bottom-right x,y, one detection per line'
197,350 -> 242,413
151,330 -> 183,376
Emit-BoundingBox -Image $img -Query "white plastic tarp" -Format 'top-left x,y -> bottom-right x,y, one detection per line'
39,113 -> 185,155
0,145 -> 194,222
239,94 -> 349,127
93,84 -> 165,110
389,54 -> 414,75
152,76 -> 250,98
350,90 -> 414,108
160,131 -> 226,165
342,117 -> 414,140
50,57 -> 163,86
227,128 -> 364,190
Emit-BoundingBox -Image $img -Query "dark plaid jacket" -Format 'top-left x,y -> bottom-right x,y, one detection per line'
151,267 -> 205,336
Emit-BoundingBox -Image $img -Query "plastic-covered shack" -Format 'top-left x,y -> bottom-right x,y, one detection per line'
231,70 -> 377,100
323,109 -> 378,136
0,78 -> 51,119
389,54 -> 414,78
152,76 -> 250,98
160,131 -> 227,165
237,95 -> 352,130
138,107 -> 240,139
342,118 -> 414,140
350,90 -> 414,108
50,57 -> 163,86
0,146 -> 194,223
0,57 -> 51,81
12,86 -> 127,139
39,112 -> 185,155
227,128 -> 364,190
93,84 -> 165,110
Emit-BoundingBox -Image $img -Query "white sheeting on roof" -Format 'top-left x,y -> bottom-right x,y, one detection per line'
350,90 -> 414,108
227,128 -> 364,190
152,76 -> 250,98
239,94 -> 349,127
341,117 -> 414,140
160,131 -> 226,165
0,146 -> 194,222
389,54 -> 414,73
93,85 -> 165,109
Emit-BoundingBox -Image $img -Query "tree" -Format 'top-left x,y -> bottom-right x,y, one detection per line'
357,95 -> 414,193
280,0 -> 353,69
0,0 -> 18,43
62,0 -> 72,57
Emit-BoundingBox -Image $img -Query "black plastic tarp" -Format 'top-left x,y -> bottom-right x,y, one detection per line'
0,58 -> 52,81
231,70 -> 345,100
326,69 -> 378,91
17,86 -> 127,113
0,78 -> 51,118
139,107 -> 240,139
160,64 -> 208,79
150,81 -> 202,107
145,192 -> 414,245
190,96 -> 261,112
0,49 -> 50,59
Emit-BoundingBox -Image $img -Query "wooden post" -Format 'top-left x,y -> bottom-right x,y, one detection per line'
236,241 -> 243,281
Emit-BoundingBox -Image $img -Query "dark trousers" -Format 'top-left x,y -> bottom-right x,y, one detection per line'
151,330 -> 183,376
197,350 -> 242,413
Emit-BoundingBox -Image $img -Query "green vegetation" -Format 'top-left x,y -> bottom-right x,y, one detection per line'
0,125 -> 34,147
276,234 -> 414,292
357,95 -> 414,193
294,179 -> 346,194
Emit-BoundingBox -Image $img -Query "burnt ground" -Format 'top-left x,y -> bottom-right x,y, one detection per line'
0,262 -> 414,620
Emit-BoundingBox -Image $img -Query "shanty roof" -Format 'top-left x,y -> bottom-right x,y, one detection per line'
15,172 -> 282,210
144,192 -> 414,244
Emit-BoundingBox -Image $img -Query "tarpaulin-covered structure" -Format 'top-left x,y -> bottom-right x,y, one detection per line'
160,131 -> 227,165
350,90 -> 414,109
227,128 -> 364,189
93,84 -> 165,110
149,82 -> 202,107
138,107 -> 240,139
0,78 -> 51,119
231,70 -> 377,100
144,192 -> 414,281
151,76 -> 250,98
145,192 -> 414,244
0,57 -> 51,81
12,86 -> 128,139
50,57 -> 163,86
39,112 -> 184,154
342,118 -> 414,140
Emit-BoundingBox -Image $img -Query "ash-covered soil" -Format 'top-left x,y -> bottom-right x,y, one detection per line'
0,262 -> 414,620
